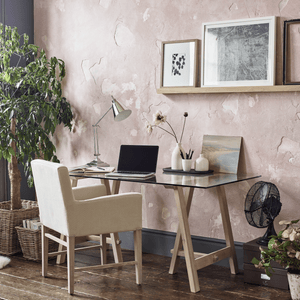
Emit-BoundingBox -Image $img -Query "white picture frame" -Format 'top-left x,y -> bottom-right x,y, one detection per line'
161,40 -> 199,88
201,16 -> 276,87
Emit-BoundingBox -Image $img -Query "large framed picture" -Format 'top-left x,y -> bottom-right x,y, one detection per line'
201,16 -> 276,87
160,40 -> 199,88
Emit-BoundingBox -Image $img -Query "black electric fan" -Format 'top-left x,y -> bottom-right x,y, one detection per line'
244,181 -> 282,246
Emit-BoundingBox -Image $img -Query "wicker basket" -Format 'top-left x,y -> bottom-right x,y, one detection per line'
0,201 -> 39,255
16,226 -> 60,261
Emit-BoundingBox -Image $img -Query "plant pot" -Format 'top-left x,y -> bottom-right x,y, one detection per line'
288,270 -> 300,300
0,200 -> 39,255
16,226 -> 59,261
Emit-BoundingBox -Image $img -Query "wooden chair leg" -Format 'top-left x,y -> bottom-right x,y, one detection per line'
41,225 -> 48,277
134,229 -> 142,285
67,236 -> 75,295
56,234 -> 67,265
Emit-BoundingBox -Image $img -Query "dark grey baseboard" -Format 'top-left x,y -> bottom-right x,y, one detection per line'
119,228 -> 244,271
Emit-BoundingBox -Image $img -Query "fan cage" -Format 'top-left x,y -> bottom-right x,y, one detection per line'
244,181 -> 281,229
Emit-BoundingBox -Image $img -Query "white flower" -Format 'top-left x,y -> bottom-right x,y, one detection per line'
295,233 -> 300,241
146,122 -> 153,134
153,111 -> 166,125
290,229 -> 297,241
296,251 -> 300,260
282,228 -> 293,239
279,220 -> 292,225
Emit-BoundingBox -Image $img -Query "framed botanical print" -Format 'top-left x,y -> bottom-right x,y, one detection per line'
160,40 -> 199,88
201,16 -> 276,87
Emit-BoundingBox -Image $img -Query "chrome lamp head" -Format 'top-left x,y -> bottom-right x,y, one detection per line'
92,96 -> 131,168
111,96 -> 132,122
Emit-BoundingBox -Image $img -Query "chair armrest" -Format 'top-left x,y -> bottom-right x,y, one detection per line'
72,184 -> 107,200
69,192 -> 142,236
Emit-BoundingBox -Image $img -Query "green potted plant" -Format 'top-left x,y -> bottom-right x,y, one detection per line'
252,219 -> 300,300
0,24 -> 73,255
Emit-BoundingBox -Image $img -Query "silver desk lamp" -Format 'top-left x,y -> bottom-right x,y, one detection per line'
92,96 -> 131,168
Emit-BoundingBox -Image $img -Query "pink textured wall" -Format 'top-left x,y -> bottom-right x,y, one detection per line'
34,0 -> 300,243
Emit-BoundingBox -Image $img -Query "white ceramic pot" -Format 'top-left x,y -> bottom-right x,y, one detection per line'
171,143 -> 185,170
182,159 -> 192,172
288,271 -> 300,300
195,154 -> 209,171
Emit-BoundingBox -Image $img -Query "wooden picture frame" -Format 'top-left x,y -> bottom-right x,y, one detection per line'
160,40 -> 199,88
201,16 -> 276,87
283,19 -> 300,85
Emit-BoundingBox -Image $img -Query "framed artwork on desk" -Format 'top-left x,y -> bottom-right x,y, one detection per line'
160,39 -> 199,88
201,16 -> 276,87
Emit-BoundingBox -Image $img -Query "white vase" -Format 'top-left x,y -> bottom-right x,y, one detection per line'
288,271 -> 300,300
171,143 -> 185,170
195,154 -> 209,171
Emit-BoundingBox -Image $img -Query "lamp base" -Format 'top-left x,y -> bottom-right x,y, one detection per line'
97,160 -> 110,168
89,157 -> 110,168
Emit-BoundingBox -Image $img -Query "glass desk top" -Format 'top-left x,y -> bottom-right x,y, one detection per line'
69,169 -> 261,189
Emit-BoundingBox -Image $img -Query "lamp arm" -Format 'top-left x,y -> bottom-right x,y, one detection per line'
93,106 -> 112,127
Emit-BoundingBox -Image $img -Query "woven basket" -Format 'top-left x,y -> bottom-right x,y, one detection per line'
0,200 -> 39,255
16,226 -> 60,261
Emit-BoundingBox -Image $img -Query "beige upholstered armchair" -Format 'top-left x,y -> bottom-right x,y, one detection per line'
31,159 -> 142,295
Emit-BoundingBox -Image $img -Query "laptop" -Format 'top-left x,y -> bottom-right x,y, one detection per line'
105,145 -> 159,179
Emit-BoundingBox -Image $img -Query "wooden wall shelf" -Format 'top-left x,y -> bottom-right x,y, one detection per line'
157,85 -> 300,95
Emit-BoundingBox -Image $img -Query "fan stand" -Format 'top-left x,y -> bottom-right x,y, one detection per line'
257,221 -> 277,246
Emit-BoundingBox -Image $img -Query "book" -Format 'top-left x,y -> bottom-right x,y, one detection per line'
22,217 -> 41,230
68,166 -> 115,173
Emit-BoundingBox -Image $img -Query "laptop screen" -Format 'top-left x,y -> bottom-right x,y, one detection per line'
117,145 -> 159,173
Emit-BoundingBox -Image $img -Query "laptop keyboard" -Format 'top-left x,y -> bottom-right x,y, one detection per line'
118,171 -> 150,174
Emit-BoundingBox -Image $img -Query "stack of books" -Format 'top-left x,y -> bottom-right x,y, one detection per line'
22,217 -> 42,230
68,165 -> 115,173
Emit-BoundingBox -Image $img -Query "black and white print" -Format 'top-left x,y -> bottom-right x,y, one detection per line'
171,53 -> 186,76
202,17 -> 276,87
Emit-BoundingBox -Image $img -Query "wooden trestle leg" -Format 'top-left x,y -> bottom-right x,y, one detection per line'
168,185 -> 238,293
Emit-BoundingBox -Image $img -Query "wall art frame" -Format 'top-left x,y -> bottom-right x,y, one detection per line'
201,16 -> 276,88
283,19 -> 300,85
160,39 -> 199,88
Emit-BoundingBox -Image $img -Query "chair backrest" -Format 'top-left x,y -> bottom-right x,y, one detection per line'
31,159 -> 74,235
201,135 -> 242,174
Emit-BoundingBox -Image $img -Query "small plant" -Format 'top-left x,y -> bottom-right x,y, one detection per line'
145,111 -> 188,143
252,219 -> 300,277
0,24 -> 73,209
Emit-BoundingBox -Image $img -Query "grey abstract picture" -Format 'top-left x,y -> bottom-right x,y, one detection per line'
206,23 -> 270,82
171,53 -> 186,76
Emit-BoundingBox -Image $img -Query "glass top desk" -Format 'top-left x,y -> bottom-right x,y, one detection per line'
69,169 -> 260,293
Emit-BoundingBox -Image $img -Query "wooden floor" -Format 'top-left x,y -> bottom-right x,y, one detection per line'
0,242 -> 292,300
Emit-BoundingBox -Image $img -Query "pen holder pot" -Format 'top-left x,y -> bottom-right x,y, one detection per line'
182,159 -> 192,172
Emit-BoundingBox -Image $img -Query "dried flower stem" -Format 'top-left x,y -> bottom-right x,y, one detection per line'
165,121 -> 178,143
180,117 -> 186,143
155,125 -> 177,140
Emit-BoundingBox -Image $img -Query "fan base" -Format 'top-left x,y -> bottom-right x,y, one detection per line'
256,237 -> 270,246
256,222 -> 277,246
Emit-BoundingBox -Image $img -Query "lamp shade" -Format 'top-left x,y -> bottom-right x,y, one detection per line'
111,96 -> 131,122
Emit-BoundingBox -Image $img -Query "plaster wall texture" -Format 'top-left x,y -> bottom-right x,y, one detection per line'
34,0 -> 300,243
